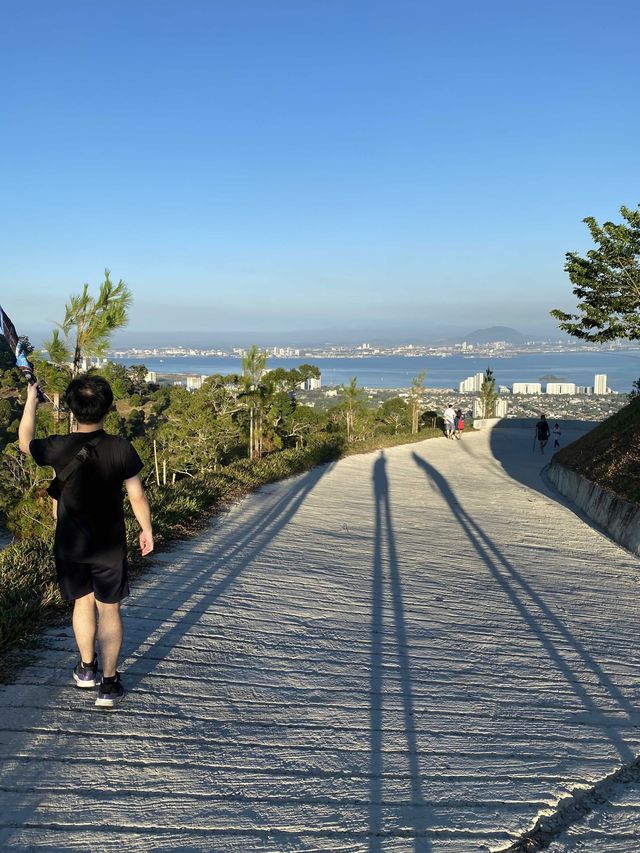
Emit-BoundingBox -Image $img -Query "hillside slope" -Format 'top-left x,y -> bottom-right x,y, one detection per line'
554,397 -> 640,504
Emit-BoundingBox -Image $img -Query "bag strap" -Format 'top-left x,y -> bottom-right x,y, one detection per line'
56,433 -> 106,487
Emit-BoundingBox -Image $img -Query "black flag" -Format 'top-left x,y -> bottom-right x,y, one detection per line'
0,305 -> 46,401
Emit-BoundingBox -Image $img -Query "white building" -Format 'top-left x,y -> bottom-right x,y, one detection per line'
545,382 -> 577,395
594,374 -> 608,395
186,374 -> 207,391
301,376 -> 321,390
495,398 -> 508,417
512,382 -> 542,395
458,372 -> 485,393
473,398 -> 508,418
145,371 -> 157,384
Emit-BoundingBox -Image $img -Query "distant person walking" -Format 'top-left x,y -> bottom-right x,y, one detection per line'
534,413 -> 551,454
18,375 -> 154,708
454,409 -> 465,440
443,404 -> 456,439
553,422 -> 561,449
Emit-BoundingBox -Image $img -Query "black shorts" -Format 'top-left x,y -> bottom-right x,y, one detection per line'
55,557 -> 129,603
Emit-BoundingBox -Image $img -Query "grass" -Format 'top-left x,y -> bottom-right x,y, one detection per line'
553,396 -> 640,505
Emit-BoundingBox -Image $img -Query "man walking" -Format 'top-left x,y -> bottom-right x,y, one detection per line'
443,403 -> 456,439
534,413 -> 551,454
19,375 -> 153,707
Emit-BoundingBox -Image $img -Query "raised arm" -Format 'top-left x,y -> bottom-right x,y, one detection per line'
125,474 -> 154,556
18,382 -> 39,455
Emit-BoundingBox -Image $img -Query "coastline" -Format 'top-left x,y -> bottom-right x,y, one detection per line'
114,350 -> 640,393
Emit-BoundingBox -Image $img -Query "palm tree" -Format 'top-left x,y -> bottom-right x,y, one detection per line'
241,344 -> 268,459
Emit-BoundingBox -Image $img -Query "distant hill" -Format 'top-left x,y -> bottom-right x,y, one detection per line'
463,326 -> 527,345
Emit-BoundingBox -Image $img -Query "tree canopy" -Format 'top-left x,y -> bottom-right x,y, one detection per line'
45,270 -> 132,375
551,204 -> 640,342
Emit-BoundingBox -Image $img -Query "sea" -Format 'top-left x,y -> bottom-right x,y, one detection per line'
113,350 -> 640,393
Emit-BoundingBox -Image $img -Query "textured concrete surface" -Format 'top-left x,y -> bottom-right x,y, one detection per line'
0,428 -> 639,852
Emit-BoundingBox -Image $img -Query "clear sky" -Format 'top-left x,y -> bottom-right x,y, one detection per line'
2,0 -> 639,344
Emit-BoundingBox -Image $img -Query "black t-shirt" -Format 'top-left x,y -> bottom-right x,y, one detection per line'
536,420 -> 550,440
30,430 -> 143,565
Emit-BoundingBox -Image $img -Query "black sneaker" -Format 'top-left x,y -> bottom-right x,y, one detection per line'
95,673 -> 125,708
73,656 -> 98,689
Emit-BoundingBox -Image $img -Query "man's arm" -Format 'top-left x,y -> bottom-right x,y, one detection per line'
125,474 -> 154,556
18,383 -> 40,455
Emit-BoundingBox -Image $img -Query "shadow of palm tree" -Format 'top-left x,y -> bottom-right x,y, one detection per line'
370,451 -> 432,852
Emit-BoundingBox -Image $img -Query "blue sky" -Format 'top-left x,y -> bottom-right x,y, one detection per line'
1,0 -> 639,344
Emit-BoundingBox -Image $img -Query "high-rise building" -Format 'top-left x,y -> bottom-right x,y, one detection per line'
495,399 -> 508,417
472,398 -> 507,418
458,372 -> 486,393
302,376 -> 322,390
545,382 -> 576,395
594,374 -> 607,395
512,382 -> 541,395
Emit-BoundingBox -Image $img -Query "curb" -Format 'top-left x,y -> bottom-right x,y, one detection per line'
547,460 -> 640,557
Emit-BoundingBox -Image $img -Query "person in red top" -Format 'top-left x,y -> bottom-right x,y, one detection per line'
19,375 -> 153,708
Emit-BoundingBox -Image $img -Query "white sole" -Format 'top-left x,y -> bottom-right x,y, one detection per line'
73,674 -> 96,689
95,691 -> 125,708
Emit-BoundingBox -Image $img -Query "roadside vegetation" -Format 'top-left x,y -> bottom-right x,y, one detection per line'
553,396 -> 640,505
0,277 -> 446,678
550,202 -> 640,505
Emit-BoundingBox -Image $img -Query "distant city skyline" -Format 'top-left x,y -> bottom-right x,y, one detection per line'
3,1 -> 640,338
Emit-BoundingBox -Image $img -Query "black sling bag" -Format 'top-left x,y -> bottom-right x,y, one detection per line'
46,434 -> 106,501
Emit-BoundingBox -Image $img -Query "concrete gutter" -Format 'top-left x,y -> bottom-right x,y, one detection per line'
547,460 -> 640,557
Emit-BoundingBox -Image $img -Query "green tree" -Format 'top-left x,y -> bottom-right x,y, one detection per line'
629,378 -> 640,401
127,365 -> 150,394
551,204 -> 640,341
284,405 -> 324,449
376,397 -> 411,435
97,361 -> 134,399
339,377 -> 366,442
478,367 -> 498,418
45,270 -> 132,376
156,385 -> 243,478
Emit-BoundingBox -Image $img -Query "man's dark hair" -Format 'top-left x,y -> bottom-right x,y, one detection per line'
64,375 -> 114,424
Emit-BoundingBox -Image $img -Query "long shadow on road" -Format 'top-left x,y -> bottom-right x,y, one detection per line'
371,451 -> 432,852
412,449 -> 637,761
411,449 -> 640,846
122,460 -> 335,689
0,460 -> 335,850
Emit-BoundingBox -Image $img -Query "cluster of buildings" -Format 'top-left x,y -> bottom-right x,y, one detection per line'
150,372 -> 322,393
459,372 -> 610,396
268,346 -> 301,357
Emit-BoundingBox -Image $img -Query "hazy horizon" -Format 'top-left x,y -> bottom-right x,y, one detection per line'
27,323 -> 571,351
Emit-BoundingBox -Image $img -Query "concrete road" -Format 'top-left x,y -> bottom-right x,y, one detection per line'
1,428 -> 638,851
